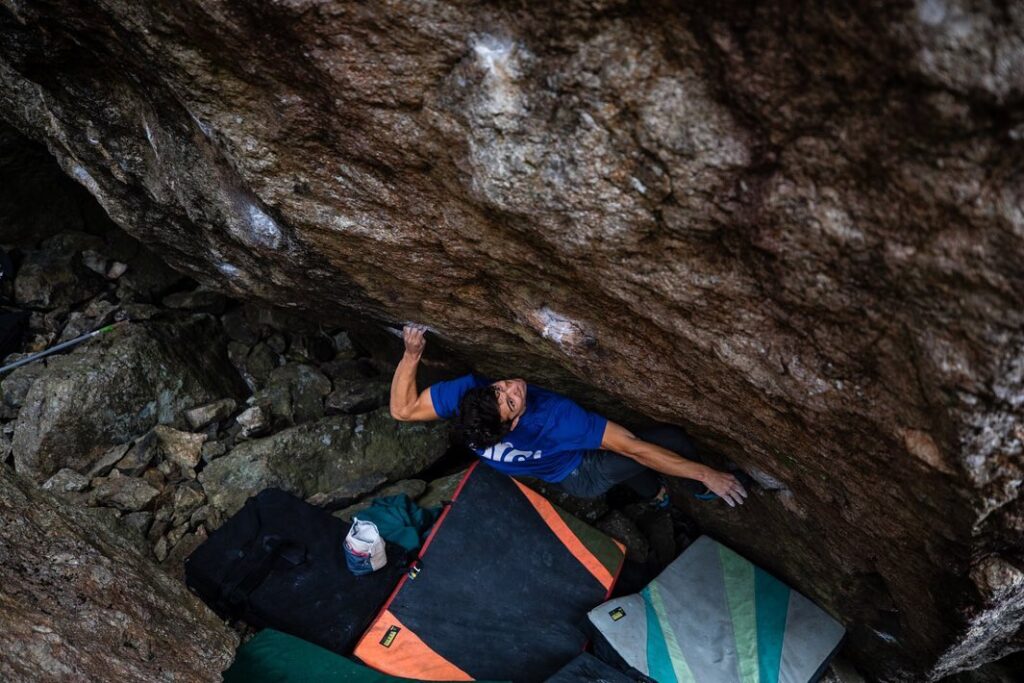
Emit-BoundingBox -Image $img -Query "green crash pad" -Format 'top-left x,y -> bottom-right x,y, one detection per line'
224,629 -> 509,683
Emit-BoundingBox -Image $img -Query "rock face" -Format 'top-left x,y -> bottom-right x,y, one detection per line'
199,408 -> 448,515
0,467 -> 236,682
0,2 -> 1022,679
13,316 -> 245,482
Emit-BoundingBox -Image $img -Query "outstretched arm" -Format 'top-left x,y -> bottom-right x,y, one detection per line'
389,325 -> 440,422
601,421 -> 748,506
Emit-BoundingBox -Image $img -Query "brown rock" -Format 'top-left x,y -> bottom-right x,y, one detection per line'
418,469 -> 471,510
306,473 -> 387,509
87,442 -> 132,479
200,410 -> 448,515
90,474 -> 160,512
114,432 -> 159,477
172,482 -> 206,526
332,479 -> 429,522
0,467 -> 235,681
153,535 -> 169,562
12,318 -> 244,482
161,528 -> 208,582
201,440 -> 228,463
236,404 -> 270,438
142,467 -> 167,491
325,378 -> 390,415
185,398 -> 238,430
41,468 -> 90,494
166,522 -> 189,549
152,424 -> 206,469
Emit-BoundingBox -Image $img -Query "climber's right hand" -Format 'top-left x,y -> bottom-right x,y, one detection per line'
402,324 -> 427,360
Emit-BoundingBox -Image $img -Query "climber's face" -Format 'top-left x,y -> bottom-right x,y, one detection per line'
492,379 -> 527,424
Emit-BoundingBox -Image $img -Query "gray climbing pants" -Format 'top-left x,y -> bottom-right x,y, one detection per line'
553,424 -> 705,500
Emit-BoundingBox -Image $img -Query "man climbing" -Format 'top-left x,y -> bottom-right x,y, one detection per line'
389,325 -> 748,507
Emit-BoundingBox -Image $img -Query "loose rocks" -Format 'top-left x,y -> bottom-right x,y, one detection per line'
12,317 -> 244,482
200,408 -> 448,515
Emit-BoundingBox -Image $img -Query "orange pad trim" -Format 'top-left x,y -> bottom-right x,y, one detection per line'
511,479 -> 620,590
354,609 -> 473,681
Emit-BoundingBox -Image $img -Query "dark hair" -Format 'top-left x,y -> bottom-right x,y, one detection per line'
452,385 -> 510,449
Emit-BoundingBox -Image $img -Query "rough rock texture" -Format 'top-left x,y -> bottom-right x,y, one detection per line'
12,316 -> 245,482
199,408 -> 448,515
0,2 -> 1022,679
0,467 -> 236,682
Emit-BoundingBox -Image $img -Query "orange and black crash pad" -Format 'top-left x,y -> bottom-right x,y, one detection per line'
354,462 -> 626,682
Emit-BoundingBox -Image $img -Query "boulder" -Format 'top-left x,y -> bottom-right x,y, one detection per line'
185,397 -> 237,430
80,249 -> 108,276
334,479 -> 430,522
199,408 -> 448,515
14,232 -> 106,308
331,331 -> 356,359
114,433 -> 159,477
172,482 -> 206,526
325,377 -> 390,415
200,440 -> 228,463
106,260 -> 128,278
287,332 -> 336,364
235,404 -> 270,438
418,469 -> 471,510
305,473 -> 387,509
0,468 -> 236,681
88,442 -> 132,478
319,358 -> 377,384
12,317 -> 245,482
41,468 -> 91,494
121,510 -> 154,537
90,473 -> 160,511
254,362 -> 332,426
0,362 -> 46,409
57,304 -> 118,343
161,528 -> 208,581
152,424 -> 206,469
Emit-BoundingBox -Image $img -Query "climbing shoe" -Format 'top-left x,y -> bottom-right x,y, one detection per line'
694,486 -> 719,501
649,486 -> 671,510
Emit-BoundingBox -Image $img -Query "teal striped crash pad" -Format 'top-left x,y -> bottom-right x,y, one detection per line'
587,536 -> 844,683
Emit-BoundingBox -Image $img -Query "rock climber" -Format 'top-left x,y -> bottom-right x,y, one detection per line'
389,325 -> 748,507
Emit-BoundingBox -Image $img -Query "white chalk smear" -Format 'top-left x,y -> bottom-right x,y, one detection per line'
71,164 -> 102,197
216,261 -> 242,278
241,201 -> 283,249
535,307 -> 577,346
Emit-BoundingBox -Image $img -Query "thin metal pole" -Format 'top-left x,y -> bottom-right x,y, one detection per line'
0,321 -> 127,375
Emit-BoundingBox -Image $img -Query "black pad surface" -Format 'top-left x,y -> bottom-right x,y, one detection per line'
186,488 -> 407,654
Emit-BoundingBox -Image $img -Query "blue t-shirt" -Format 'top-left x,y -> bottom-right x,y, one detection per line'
429,374 -> 608,482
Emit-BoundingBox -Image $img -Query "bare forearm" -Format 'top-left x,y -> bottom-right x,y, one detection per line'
389,352 -> 421,418
623,439 -> 711,483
